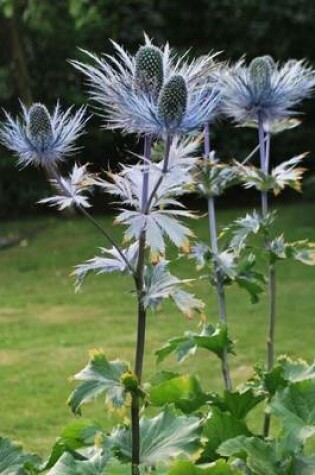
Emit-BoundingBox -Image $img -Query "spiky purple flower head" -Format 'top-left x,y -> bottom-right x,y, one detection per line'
0,102 -> 88,168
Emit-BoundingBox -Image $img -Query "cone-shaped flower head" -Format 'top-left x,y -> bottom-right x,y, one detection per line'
27,104 -> 53,144
221,55 -> 315,126
158,75 -> 188,128
0,102 -> 87,168
134,45 -> 164,97
72,36 -> 220,136
249,56 -> 274,100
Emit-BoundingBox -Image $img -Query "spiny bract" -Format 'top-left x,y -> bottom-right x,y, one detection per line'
158,75 -> 188,127
134,45 -> 164,97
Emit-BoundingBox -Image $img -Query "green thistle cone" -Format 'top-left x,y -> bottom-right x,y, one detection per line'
134,45 -> 164,97
27,103 -> 53,141
158,75 -> 188,127
249,56 -> 273,95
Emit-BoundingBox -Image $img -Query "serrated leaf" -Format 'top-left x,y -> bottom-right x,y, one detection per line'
199,407 -> 251,463
150,372 -> 208,413
68,351 -> 129,414
45,420 -> 103,469
162,459 -> 241,474
156,323 -> 234,364
269,380 -> 315,447
215,389 -> 265,420
218,436 -> 280,475
294,454 -> 315,475
0,437 -> 41,475
111,406 -> 202,466
143,261 -> 205,318
47,449 -> 109,475
246,357 -> 315,396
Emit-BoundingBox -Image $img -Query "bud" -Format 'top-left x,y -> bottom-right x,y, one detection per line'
120,371 -> 139,394
27,104 -> 53,142
249,56 -> 273,96
134,46 -> 164,97
158,75 -> 188,127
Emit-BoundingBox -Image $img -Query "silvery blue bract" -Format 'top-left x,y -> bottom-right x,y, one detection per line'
0,102 -> 88,168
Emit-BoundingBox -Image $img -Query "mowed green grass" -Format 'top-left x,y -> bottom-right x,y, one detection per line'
0,202 -> 314,458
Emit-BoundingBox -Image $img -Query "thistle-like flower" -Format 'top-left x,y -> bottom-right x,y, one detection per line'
72,36 -> 220,136
0,102 -> 88,168
221,56 -> 315,126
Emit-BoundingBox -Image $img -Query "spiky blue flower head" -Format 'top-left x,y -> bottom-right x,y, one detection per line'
221,56 -> 315,127
0,102 -> 87,168
71,35 -> 221,136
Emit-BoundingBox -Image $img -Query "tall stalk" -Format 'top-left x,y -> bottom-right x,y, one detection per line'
258,115 -> 276,437
204,123 -> 232,391
131,134 -> 152,475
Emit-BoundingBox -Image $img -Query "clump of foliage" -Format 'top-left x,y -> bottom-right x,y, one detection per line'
1,35 -> 315,475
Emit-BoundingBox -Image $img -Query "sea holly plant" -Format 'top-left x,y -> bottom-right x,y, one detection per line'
1,37 -> 315,475
221,54 -> 315,436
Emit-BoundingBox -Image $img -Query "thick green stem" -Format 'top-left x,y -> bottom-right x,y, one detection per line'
204,123 -> 232,391
258,116 -> 276,437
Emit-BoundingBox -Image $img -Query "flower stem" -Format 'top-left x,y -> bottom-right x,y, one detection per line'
258,116 -> 276,437
204,123 -> 232,391
145,135 -> 172,213
45,164 -> 134,274
131,134 -> 152,475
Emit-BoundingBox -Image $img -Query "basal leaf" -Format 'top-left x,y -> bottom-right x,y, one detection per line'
218,436 -> 280,475
68,351 -> 129,414
45,420 -> 104,469
162,459 -> 241,474
216,389 -> 265,420
199,407 -> 251,463
47,449 -> 109,475
269,380 -> 315,447
150,372 -> 208,413
294,454 -> 315,475
0,437 -> 41,475
111,406 -> 202,466
247,356 -> 315,396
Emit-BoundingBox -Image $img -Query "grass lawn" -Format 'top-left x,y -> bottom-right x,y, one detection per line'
0,201 -> 314,459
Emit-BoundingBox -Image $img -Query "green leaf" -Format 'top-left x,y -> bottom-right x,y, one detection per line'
199,407 -> 251,463
294,454 -> 315,475
247,356 -> 315,396
47,449 -> 109,475
150,372 -> 208,413
111,406 -> 202,466
156,323 -> 234,364
162,459 -> 241,474
45,420 -> 104,469
269,380 -> 315,447
0,0 -> 14,19
0,437 -> 41,474
68,351 -> 129,414
218,436 -> 280,475
216,389 -> 265,420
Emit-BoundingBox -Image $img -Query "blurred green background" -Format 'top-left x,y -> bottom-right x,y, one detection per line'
0,0 -> 315,217
0,1 -> 315,459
